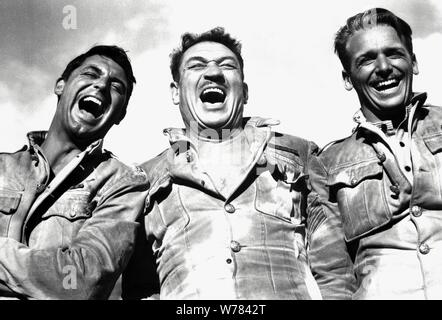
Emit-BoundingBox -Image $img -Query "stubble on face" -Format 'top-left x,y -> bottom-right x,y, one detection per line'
174,41 -> 247,137
55,55 -> 128,146
343,25 -> 418,122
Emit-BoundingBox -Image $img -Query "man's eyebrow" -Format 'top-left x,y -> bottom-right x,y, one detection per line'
185,56 -> 239,64
184,56 -> 209,64
81,64 -> 127,91
81,64 -> 103,73
355,45 -> 407,61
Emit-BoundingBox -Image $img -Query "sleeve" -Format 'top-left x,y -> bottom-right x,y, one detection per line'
0,169 -> 149,300
121,213 -> 160,300
306,149 -> 357,300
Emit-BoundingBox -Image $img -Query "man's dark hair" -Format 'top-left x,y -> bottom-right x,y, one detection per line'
170,27 -> 244,82
60,45 -> 136,100
334,8 -> 413,71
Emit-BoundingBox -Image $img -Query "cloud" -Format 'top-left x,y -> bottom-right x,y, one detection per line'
0,87 -> 54,152
2,0 -> 442,163
0,60 -> 53,112
325,0 -> 442,39
0,0 -> 171,107
392,0 -> 442,38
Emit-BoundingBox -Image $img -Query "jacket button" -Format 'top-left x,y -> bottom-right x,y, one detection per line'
419,243 -> 430,255
224,203 -> 235,214
390,184 -> 400,195
69,211 -> 77,218
377,152 -> 386,162
36,183 -> 45,193
350,178 -> 358,186
185,151 -> 193,163
230,240 -> 241,253
411,205 -> 422,217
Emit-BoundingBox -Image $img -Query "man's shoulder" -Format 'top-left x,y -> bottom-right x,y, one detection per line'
423,103 -> 442,116
319,135 -> 352,154
317,133 -> 359,166
0,145 -> 30,165
138,149 -> 169,172
97,150 -> 148,186
268,131 -> 318,160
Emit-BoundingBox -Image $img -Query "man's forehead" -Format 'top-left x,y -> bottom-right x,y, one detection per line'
77,55 -> 127,79
346,25 -> 406,57
79,55 -> 121,70
182,41 -> 238,62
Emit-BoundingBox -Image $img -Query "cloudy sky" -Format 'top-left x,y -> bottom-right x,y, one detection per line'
1,0 -> 442,164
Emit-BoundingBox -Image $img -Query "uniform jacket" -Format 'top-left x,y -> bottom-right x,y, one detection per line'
0,131 -> 148,299
123,117 -> 322,300
310,93 -> 442,299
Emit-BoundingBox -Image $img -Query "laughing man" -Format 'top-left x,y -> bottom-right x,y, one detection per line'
0,45 -> 148,299
122,27 -> 323,299
309,8 -> 442,299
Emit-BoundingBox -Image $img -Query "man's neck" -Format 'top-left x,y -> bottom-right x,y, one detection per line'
188,125 -> 243,144
193,128 -> 252,197
40,130 -> 83,176
362,106 -> 407,129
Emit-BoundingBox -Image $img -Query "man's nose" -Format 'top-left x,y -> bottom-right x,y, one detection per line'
203,62 -> 225,83
93,76 -> 110,91
375,54 -> 393,75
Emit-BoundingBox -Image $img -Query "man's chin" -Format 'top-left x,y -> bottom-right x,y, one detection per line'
375,96 -> 409,111
69,124 -> 105,145
367,84 -> 411,108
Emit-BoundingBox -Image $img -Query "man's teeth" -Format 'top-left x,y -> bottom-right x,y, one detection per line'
374,79 -> 399,90
84,96 -> 102,106
203,88 -> 224,95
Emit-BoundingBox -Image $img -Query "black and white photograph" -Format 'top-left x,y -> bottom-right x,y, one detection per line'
1,0 -> 442,309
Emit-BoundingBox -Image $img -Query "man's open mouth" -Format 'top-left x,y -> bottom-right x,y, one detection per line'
370,77 -> 401,92
78,96 -> 105,119
200,87 -> 226,104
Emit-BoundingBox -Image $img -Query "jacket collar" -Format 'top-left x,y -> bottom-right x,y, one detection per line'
156,117 -> 279,198
352,92 -> 427,133
26,130 -> 103,157
162,116 -> 280,155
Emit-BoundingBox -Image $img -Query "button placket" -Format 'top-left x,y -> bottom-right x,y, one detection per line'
390,184 -> 400,195
350,178 -> 358,186
224,203 -> 235,214
230,240 -> 241,253
377,152 -> 386,163
410,205 -> 422,217
419,243 -> 430,255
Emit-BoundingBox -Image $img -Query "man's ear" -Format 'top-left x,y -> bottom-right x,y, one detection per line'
170,81 -> 180,105
412,54 -> 419,75
342,70 -> 353,91
243,82 -> 249,104
54,78 -> 65,97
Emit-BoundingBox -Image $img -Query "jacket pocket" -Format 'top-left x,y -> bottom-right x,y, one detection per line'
255,160 -> 306,223
327,159 -> 391,241
423,132 -> 442,154
41,191 -> 94,221
0,189 -> 22,236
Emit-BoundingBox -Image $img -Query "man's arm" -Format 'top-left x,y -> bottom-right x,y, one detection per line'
306,154 -> 357,300
0,170 -> 148,300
